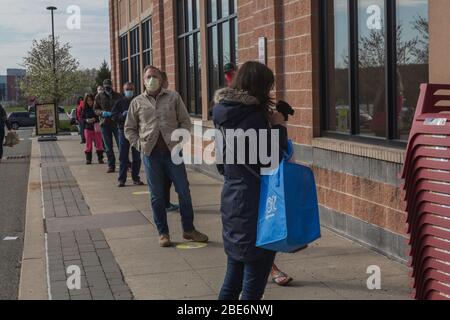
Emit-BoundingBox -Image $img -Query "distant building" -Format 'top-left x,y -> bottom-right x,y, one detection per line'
6,69 -> 26,103
0,76 -> 6,102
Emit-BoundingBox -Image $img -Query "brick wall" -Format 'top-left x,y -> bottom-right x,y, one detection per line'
237,0 -> 317,146
162,0 -> 177,89
150,0 -> 177,90
314,167 -> 406,236
109,0 -> 120,91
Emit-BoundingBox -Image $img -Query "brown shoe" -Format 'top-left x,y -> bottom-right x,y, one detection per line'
183,230 -> 209,243
159,234 -> 171,248
107,167 -> 115,173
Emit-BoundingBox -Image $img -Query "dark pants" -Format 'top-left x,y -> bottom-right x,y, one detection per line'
101,124 -> 119,168
79,121 -> 86,143
219,253 -> 276,301
143,150 -> 195,235
0,127 -> 4,160
165,177 -> 172,207
118,130 -> 141,183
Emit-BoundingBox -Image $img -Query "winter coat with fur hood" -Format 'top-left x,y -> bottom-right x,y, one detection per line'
212,88 -> 288,262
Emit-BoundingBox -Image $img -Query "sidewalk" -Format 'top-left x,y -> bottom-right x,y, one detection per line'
20,135 -> 411,300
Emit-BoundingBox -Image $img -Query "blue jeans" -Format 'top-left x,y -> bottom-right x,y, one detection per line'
101,124 -> 119,168
143,150 -> 195,235
219,253 -> 276,301
118,130 -> 141,183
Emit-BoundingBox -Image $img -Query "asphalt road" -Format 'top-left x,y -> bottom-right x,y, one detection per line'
0,129 -> 32,300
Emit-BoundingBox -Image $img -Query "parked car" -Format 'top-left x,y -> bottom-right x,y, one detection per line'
8,112 -> 36,130
28,106 -> 67,116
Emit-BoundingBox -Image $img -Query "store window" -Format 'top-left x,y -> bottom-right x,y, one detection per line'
142,18 -> 153,69
177,0 -> 202,115
119,34 -> 129,88
207,0 -> 238,101
130,27 -> 141,94
322,0 -> 429,142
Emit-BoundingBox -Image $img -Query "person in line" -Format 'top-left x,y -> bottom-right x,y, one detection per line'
111,82 -> 144,188
223,63 -> 236,87
76,96 -> 86,144
0,103 -> 12,163
222,62 -> 295,287
213,61 -> 288,300
94,79 -> 121,173
160,71 -> 180,212
125,65 -> 209,247
96,86 -> 104,97
81,94 -> 105,165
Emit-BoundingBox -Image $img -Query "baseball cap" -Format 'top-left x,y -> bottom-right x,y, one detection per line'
224,63 -> 236,74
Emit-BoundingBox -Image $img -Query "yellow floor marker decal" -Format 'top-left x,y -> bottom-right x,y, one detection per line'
132,191 -> 150,196
176,242 -> 208,250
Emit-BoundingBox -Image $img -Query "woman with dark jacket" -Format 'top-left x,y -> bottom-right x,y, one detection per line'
212,61 -> 288,300
81,93 -> 104,165
0,103 -> 12,162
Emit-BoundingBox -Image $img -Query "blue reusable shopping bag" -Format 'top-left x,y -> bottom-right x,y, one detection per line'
256,140 -> 321,253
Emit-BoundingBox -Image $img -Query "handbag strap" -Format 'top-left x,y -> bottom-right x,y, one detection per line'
218,126 -> 261,180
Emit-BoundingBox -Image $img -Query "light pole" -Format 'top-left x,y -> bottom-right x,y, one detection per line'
46,6 -> 58,139
46,6 -> 57,101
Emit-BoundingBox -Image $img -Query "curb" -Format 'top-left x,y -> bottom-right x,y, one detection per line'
18,138 -> 48,300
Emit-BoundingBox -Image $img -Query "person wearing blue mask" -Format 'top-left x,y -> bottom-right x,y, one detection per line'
94,79 -> 122,173
112,82 -> 145,188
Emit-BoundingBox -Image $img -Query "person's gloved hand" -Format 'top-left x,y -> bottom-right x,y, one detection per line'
102,111 -> 112,118
122,111 -> 128,118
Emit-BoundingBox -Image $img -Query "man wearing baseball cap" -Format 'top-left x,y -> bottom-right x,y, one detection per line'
223,63 -> 236,87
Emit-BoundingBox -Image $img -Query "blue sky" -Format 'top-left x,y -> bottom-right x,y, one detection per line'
0,0 -> 110,75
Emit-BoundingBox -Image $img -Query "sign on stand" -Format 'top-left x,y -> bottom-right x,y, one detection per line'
36,103 -> 58,141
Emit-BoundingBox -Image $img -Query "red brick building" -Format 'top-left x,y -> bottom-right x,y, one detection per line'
109,0 -> 445,263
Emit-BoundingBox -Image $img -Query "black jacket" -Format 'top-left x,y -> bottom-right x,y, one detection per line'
94,91 -> 122,127
212,88 -> 288,262
81,105 -> 100,131
111,96 -> 132,130
0,104 -> 11,131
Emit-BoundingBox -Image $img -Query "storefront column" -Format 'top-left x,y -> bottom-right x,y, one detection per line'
199,0 -> 209,121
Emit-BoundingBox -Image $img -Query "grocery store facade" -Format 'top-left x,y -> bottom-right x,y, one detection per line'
109,0 -> 448,262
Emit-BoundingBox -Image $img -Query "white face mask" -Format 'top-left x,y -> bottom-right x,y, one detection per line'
145,77 -> 161,93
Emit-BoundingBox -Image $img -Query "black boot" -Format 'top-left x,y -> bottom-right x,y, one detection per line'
97,151 -> 105,164
85,152 -> 92,165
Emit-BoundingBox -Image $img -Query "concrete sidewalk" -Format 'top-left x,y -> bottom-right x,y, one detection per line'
20,135 -> 412,300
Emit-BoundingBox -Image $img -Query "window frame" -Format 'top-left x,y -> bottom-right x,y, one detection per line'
119,33 -> 129,88
141,17 -> 153,69
320,0 -> 428,148
129,26 -> 141,94
176,0 -> 202,116
206,0 -> 238,101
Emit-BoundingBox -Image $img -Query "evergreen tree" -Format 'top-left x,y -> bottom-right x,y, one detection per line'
94,60 -> 112,92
